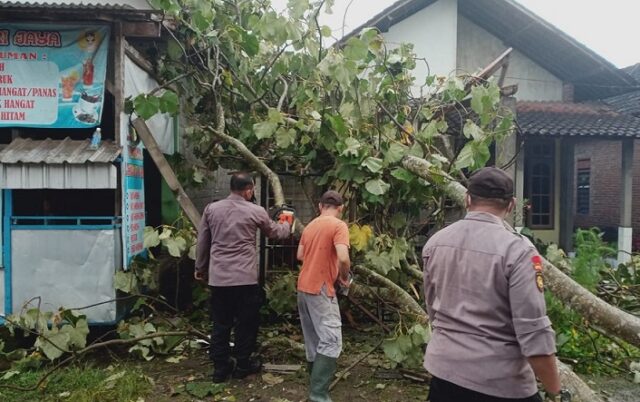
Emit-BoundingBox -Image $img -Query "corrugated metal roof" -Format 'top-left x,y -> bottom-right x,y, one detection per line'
0,0 -> 155,11
343,0 -> 638,101
0,137 -> 121,164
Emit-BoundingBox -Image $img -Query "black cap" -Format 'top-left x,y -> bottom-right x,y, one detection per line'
320,190 -> 344,206
467,167 -> 514,199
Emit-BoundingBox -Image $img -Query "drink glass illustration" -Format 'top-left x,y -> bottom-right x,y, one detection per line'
61,73 -> 78,101
82,59 -> 94,87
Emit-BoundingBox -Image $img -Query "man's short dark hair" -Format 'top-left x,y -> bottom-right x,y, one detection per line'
468,193 -> 511,210
230,172 -> 254,191
320,190 -> 343,207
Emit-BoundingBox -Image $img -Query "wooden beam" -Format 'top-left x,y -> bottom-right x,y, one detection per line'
466,47 -> 513,91
113,21 -> 125,147
124,41 -> 178,93
132,118 -> 201,228
124,41 -> 155,77
123,21 -> 161,38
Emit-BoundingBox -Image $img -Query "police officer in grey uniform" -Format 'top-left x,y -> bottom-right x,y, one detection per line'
422,167 -> 568,401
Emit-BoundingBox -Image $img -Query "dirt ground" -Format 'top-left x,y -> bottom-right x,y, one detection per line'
143,328 -> 428,402
136,325 -> 639,402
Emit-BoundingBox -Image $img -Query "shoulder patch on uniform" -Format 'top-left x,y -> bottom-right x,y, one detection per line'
531,255 -> 543,272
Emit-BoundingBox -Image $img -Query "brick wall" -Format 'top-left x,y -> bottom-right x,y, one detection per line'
573,138 -> 640,243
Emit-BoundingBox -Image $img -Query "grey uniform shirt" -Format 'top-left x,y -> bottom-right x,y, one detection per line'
195,194 -> 290,286
422,211 -> 556,399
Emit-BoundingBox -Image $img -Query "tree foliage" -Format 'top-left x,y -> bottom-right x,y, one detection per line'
133,0 -> 511,366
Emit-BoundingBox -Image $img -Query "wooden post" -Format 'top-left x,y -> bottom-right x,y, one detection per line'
559,139 -> 575,251
132,118 -> 202,227
618,138 -> 634,263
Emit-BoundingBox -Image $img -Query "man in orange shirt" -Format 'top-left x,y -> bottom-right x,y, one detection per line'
296,190 -> 351,402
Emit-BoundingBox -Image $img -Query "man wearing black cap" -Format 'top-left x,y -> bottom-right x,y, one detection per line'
296,190 -> 350,402
422,167 -> 565,401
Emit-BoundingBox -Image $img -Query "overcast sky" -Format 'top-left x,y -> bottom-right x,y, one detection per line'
271,0 -> 640,68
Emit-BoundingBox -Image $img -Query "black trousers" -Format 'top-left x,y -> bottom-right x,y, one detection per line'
209,285 -> 262,367
428,376 -> 543,402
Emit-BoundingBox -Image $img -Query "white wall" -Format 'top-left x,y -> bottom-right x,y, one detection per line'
382,0 -> 458,88
457,16 -> 563,101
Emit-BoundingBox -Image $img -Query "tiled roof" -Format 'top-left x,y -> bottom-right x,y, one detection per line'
602,64 -> 640,117
0,137 -> 121,164
516,101 -> 640,138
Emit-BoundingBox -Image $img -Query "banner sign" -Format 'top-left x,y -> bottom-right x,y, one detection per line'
122,126 -> 145,266
0,24 -> 110,128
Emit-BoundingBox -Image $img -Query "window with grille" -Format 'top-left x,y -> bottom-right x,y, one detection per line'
525,141 -> 554,229
576,159 -> 590,215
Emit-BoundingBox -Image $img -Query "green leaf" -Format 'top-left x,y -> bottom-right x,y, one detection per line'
188,244 -> 196,260
382,339 -> 405,364
35,329 -> 70,360
390,168 -> 414,183
365,179 -> 390,196
163,236 -> 187,257
365,250 -> 394,275
389,213 -> 406,230
287,0 -> 310,19
275,127 -> 297,148
362,157 -> 383,173
191,6 -> 215,33
186,382 -> 225,398
158,227 -> 172,240
341,137 -> 361,157
114,270 -> 138,294
60,319 -> 89,350
268,108 -> 284,124
384,143 -> 407,164
133,94 -> 160,120
143,227 -> 161,248
241,30 -> 259,57
470,85 -> 486,116
253,121 -> 278,139
320,25 -> 332,37
463,121 -> 484,140
128,344 -> 154,361
344,37 -> 369,61
454,141 -> 490,171
159,91 -> 180,115
166,38 -> 183,61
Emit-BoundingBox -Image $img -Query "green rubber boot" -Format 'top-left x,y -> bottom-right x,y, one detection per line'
307,360 -> 314,375
309,353 -> 337,402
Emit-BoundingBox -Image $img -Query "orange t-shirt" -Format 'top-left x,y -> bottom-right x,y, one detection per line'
297,215 -> 350,297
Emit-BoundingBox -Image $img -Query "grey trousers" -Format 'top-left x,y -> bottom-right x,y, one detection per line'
297,286 -> 342,360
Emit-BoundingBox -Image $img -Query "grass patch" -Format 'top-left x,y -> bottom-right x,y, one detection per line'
0,363 -> 153,402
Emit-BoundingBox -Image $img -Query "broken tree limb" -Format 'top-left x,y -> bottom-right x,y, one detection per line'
353,265 -> 427,324
132,118 -> 202,227
402,154 -> 640,349
206,125 -> 285,207
557,361 -> 604,402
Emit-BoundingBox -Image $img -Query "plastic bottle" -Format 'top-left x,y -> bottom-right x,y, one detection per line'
90,127 -> 102,149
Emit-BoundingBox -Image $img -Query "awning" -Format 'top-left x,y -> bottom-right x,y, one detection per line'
0,137 -> 121,189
